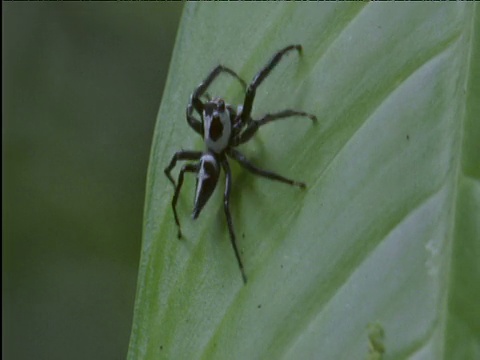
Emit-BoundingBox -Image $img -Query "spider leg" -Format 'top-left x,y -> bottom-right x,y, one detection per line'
240,45 -> 302,125
187,65 -> 247,135
172,163 -> 199,239
164,150 -> 202,187
235,109 -> 317,145
220,158 -> 247,284
186,97 -> 204,136
193,65 -> 246,102
228,148 -> 306,188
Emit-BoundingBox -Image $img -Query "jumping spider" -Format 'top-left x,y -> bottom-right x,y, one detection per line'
164,45 -> 316,284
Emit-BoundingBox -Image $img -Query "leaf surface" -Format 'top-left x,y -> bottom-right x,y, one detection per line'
129,3 -> 480,359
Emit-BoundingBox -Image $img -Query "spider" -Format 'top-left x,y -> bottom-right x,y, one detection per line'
164,44 -> 316,284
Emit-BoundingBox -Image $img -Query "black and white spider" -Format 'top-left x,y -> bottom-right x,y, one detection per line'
164,44 -> 316,284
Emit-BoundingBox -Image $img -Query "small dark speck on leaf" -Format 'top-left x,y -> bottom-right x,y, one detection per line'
280,264 -> 284,269
406,134 -> 410,140
258,304 -> 262,309
160,345 -> 163,351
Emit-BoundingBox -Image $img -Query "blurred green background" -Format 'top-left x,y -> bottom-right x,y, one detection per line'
3,3 -> 183,359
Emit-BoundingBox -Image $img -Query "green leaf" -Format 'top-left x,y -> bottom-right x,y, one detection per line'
129,3 -> 480,359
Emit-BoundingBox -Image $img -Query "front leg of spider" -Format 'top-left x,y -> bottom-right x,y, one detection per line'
186,65 -> 246,136
165,44 -> 316,285
239,45 -> 310,124
233,45 -> 317,145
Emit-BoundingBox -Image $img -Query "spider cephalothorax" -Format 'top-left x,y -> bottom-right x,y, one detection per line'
203,98 -> 231,152
164,45 -> 317,284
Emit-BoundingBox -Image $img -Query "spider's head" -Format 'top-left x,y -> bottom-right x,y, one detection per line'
203,98 -> 231,153
192,153 -> 220,220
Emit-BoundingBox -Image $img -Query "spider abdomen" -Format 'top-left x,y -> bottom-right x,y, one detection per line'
192,153 -> 220,219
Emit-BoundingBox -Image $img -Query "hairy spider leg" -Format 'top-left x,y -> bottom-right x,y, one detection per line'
240,45 -> 302,126
235,109 -> 317,145
172,163 -> 199,239
220,158 -> 247,284
164,150 -> 202,187
186,65 -> 247,136
228,148 -> 306,189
